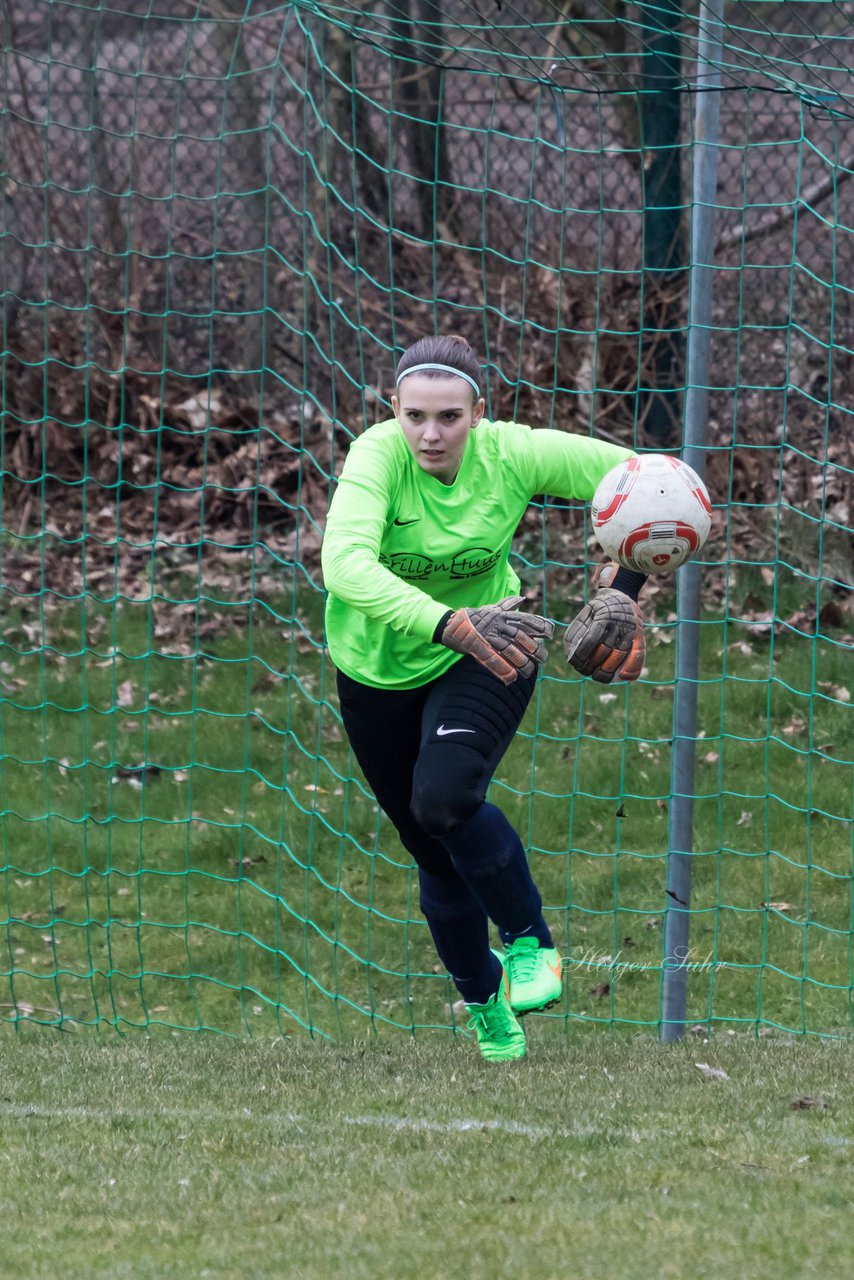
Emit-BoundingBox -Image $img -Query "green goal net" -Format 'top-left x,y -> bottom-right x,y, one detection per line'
1,0 -> 851,1040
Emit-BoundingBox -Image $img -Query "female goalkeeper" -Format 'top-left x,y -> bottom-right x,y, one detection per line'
321,335 -> 645,1061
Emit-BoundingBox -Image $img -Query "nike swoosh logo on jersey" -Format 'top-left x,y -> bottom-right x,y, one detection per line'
393,517 -> 419,526
436,724 -> 476,737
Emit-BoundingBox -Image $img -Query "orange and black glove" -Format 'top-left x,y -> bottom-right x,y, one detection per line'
435,596 -> 554,686
562,563 -> 646,683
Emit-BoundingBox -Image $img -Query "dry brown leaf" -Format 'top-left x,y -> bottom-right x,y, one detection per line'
740,611 -> 775,637
116,679 -> 135,707
818,600 -> 846,628
230,856 -> 265,871
782,608 -> 817,635
694,1062 -> 730,1082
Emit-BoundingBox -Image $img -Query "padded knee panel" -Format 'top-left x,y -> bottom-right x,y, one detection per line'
410,748 -> 483,838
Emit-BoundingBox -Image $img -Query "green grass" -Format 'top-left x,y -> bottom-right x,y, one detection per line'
2,1035 -> 853,1279
0,552 -> 852,1040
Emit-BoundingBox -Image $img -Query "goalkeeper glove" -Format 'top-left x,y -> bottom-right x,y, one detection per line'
562,563 -> 646,684
436,596 -> 554,686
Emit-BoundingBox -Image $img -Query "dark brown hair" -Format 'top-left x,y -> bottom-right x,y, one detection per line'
395,335 -> 482,400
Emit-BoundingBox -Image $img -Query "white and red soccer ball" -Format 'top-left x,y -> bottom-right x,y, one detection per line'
591,454 -> 712,574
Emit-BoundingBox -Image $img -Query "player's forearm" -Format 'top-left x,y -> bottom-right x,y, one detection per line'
321,540 -> 448,641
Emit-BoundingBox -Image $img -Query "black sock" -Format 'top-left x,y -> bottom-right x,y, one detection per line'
611,566 -> 647,600
441,802 -> 554,948
498,922 -> 554,948
418,868 -> 502,1004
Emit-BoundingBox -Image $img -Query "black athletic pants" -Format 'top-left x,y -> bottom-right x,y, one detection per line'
337,657 -> 551,1002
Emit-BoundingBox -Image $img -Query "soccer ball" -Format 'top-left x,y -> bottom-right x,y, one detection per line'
591,454 -> 712,574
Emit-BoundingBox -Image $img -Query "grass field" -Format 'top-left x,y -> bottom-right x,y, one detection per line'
1,554 -> 851,1041
2,1034 -> 853,1279
0,551 -> 851,1277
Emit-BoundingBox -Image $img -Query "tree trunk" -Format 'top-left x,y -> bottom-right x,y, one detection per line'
387,0 -> 456,239
638,0 -> 686,444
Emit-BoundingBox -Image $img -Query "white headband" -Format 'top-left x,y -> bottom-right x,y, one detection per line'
396,363 -> 481,397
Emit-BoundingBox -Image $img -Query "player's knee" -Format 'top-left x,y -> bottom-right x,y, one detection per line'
410,776 -> 477,838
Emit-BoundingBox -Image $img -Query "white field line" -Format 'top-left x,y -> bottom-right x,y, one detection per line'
343,1114 -> 635,1141
2,1103 -> 850,1149
0,1100 -> 659,1143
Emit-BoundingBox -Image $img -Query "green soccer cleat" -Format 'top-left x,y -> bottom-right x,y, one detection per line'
465,967 -> 526,1061
502,936 -> 563,1014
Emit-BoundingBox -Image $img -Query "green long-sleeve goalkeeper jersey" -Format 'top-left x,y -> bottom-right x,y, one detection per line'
321,417 -> 635,689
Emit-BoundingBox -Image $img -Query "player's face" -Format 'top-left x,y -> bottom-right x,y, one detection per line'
392,375 -> 484,485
